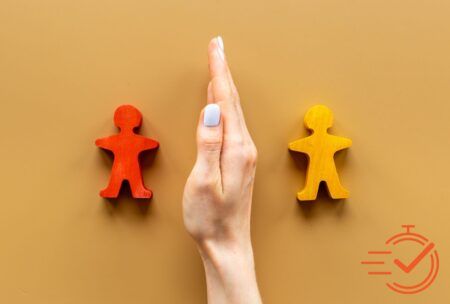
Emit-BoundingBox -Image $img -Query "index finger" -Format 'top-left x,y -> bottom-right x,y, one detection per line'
208,37 -> 247,141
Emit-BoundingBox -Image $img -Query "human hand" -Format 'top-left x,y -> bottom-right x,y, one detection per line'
182,36 -> 261,304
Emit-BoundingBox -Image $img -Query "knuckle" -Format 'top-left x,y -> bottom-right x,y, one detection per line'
227,136 -> 245,147
188,171 -> 220,194
199,136 -> 222,152
225,137 -> 258,166
243,144 -> 258,166
192,177 -> 215,193
229,142 -> 257,166
250,144 -> 258,162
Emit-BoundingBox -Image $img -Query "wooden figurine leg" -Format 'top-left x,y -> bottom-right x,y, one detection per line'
129,176 -> 152,199
325,171 -> 349,199
100,172 -> 123,198
298,177 -> 320,201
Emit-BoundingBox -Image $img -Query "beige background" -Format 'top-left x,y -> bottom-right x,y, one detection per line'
1,0 -> 449,303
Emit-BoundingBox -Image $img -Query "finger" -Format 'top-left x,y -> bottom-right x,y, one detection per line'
208,36 -> 239,97
208,37 -> 234,102
214,40 -> 252,141
217,37 -> 240,98
208,36 -> 245,140
207,81 -> 214,104
194,104 -> 223,187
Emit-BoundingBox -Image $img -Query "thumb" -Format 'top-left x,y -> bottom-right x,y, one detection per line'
195,103 -> 223,174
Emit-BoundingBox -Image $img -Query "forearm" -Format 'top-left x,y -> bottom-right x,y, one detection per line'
198,240 -> 262,304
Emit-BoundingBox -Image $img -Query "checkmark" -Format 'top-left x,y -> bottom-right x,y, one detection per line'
394,242 -> 435,274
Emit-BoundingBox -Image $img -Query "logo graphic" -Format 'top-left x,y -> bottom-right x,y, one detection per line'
361,225 -> 439,294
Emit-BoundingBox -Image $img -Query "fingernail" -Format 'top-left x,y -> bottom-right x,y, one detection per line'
216,36 -> 225,61
203,104 -> 221,127
217,36 -> 224,51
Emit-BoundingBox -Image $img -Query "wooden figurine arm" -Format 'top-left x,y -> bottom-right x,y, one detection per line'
143,138 -> 159,150
335,136 -> 352,151
95,137 -> 114,150
289,138 -> 309,153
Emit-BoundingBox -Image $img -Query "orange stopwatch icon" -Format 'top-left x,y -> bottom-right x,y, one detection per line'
361,225 -> 439,294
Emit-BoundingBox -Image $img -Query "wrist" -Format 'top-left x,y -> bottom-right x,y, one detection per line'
198,238 -> 254,263
197,239 -> 262,304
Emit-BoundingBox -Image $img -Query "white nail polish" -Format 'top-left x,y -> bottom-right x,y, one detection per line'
204,104 -> 221,127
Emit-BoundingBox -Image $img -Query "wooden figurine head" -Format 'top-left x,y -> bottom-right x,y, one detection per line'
304,105 -> 334,132
114,105 -> 142,130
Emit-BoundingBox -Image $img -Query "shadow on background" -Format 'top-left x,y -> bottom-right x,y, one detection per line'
296,186 -> 347,220
103,183 -> 152,218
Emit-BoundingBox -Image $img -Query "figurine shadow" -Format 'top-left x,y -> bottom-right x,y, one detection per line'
296,185 -> 347,220
98,148 -> 158,218
289,149 -> 348,220
103,182 -> 151,216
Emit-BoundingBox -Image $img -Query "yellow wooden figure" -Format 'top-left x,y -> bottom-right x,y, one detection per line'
289,105 -> 352,201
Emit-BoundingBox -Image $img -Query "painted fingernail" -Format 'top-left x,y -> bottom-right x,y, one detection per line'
203,104 -> 221,127
216,36 -> 225,61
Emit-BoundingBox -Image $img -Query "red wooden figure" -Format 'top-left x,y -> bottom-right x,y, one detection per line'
95,105 -> 159,199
